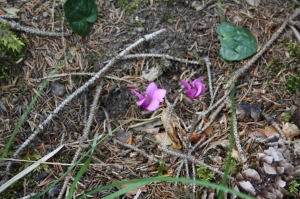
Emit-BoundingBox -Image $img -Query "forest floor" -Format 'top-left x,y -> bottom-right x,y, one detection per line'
1,0 -> 300,198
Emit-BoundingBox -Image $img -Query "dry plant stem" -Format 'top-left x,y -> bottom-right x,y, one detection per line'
210,81 -> 223,106
0,17 -> 69,36
58,82 -> 103,199
184,159 -> 190,178
204,56 -> 213,101
114,139 -> 158,162
226,97 -> 247,165
196,101 -> 226,134
41,74 -> 133,84
8,29 -> 165,172
0,14 -> 18,19
60,11 -> 73,88
161,148 -> 233,180
174,161 -> 184,188
133,189 -> 142,199
289,20 -> 300,30
289,25 -> 300,42
83,90 -> 88,125
191,162 -> 196,195
100,107 -> 112,135
119,53 -> 203,65
18,193 -> 37,199
188,136 -> 206,156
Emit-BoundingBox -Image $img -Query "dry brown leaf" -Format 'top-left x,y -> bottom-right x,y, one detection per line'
167,168 -> 174,176
282,122 -> 300,138
260,125 -> 279,137
155,132 -> 182,150
204,125 -> 213,137
160,108 -> 186,149
231,149 -> 241,162
191,132 -> 205,144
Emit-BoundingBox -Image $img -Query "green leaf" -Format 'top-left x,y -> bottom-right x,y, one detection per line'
63,0 -> 98,36
217,22 -> 257,61
78,176 -> 254,199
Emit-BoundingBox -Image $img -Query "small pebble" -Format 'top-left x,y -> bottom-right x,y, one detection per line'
51,82 -> 65,97
48,184 -> 62,197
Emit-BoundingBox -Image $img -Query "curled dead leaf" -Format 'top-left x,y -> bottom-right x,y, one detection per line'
191,132 -> 205,144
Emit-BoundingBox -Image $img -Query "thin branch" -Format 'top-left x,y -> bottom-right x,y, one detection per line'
0,17 -> 69,37
57,82 -> 103,199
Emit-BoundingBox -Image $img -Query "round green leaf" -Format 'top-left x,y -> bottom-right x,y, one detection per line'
217,22 -> 258,61
63,0 -> 98,36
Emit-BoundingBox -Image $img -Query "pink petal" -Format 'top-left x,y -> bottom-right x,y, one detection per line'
194,82 -> 205,98
186,89 -> 197,99
131,89 -> 146,101
152,89 -> 166,102
146,99 -> 160,111
146,82 -> 158,99
181,80 -> 191,90
192,78 -> 201,86
136,98 -> 149,109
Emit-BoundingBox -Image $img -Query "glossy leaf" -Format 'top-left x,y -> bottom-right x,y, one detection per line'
217,22 -> 257,61
63,0 -> 98,36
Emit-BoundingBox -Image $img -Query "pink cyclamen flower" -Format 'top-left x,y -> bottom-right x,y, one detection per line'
181,78 -> 205,99
131,82 -> 167,111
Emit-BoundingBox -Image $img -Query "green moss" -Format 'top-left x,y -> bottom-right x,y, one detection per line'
264,59 -> 285,75
116,0 -> 149,13
285,76 -> 300,93
288,180 -> 299,196
0,23 -> 25,80
22,153 -> 50,173
196,165 -> 215,182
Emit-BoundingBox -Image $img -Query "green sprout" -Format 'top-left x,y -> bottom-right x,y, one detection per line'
158,162 -> 166,176
288,180 -> 299,196
228,159 -> 243,176
283,112 -> 292,122
196,165 -> 215,182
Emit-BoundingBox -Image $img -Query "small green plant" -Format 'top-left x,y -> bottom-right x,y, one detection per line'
63,0 -> 98,36
228,159 -> 243,176
23,153 -> 50,173
288,180 -> 299,196
286,40 -> 300,58
0,23 -> 25,80
285,76 -> 300,93
158,162 -> 166,176
264,59 -> 285,75
196,165 -> 215,182
283,112 -> 292,122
